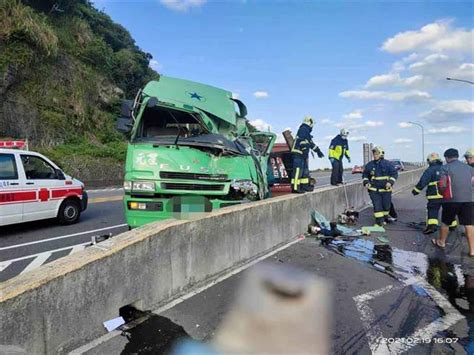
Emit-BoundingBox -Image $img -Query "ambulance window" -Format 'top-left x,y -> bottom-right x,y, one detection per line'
21,155 -> 56,180
0,154 -> 18,180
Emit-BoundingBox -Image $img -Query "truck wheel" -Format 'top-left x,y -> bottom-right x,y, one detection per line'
58,199 -> 81,225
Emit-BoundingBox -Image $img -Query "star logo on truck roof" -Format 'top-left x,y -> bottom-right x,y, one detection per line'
187,91 -> 205,101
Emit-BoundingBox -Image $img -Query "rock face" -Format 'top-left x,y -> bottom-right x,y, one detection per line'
0,51 -> 125,146
0,0 -> 158,148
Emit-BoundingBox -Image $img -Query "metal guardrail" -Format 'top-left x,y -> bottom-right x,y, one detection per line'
402,161 -> 427,168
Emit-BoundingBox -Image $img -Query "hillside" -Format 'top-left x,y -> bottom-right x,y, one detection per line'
0,0 -> 159,183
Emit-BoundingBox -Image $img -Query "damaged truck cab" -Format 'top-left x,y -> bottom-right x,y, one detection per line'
117,76 -> 276,228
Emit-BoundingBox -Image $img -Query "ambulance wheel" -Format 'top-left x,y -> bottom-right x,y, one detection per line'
58,199 -> 81,225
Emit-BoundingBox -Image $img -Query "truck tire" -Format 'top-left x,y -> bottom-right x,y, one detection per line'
58,199 -> 81,225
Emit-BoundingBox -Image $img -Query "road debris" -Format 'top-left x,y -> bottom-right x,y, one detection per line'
377,236 -> 390,244
103,316 -> 125,332
362,225 -> 385,233
309,210 -> 362,238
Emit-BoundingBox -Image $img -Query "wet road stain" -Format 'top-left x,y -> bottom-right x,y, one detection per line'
324,237 -> 474,352
119,306 -> 190,354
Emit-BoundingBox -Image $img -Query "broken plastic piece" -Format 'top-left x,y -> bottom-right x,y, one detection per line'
373,263 -> 386,272
362,225 -> 385,233
377,236 -> 390,244
103,316 -> 125,332
311,210 -> 360,236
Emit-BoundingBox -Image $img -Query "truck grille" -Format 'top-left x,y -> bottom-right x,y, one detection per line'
162,183 -> 225,191
160,172 -> 229,181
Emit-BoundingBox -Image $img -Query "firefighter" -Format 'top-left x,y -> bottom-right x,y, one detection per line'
465,148 -> 474,167
362,146 -> 398,226
412,153 -> 444,234
291,116 -> 324,193
329,128 -> 351,186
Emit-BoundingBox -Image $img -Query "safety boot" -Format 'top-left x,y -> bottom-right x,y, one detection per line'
423,225 -> 437,235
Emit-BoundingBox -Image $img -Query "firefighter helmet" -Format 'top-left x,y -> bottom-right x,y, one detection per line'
372,145 -> 384,157
303,116 -> 314,128
426,152 -> 441,163
464,148 -> 474,158
340,128 -> 349,138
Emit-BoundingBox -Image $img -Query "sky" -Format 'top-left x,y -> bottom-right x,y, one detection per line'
94,0 -> 473,168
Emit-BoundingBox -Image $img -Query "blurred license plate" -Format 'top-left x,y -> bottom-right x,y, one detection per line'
172,196 -> 212,218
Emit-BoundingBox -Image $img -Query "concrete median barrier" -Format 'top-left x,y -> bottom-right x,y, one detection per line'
0,168 -> 424,354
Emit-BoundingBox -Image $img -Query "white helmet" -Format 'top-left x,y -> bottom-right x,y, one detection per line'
372,145 -> 385,157
303,116 -> 314,128
340,128 -> 349,138
464,148 -> 474,159
426,152 -> 441,163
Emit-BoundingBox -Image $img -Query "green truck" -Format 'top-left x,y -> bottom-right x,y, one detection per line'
117,76 -> 276,228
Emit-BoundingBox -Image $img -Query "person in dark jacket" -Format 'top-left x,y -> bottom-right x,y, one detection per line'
291,116 -> 324,193
362,146 -> 398,226
328,129 -> 351,186
412,153 -> 444,234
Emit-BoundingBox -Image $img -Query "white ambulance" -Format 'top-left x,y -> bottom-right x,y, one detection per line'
0,146 -> 88,227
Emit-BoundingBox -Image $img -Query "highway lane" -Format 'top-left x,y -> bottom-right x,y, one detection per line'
0,171 -> 363,282
82,188 -> 472,354
0,192 -> 127,282
311,170 -> 361,186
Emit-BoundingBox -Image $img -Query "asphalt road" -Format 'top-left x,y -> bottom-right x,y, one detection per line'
83,188 -> 473,354
0,188 -> 127,282
0,171 -> 364,282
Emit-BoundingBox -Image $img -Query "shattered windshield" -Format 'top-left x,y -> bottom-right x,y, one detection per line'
134,105 -> 207,141
134,105 -> 248,154
174,134 -> 248,154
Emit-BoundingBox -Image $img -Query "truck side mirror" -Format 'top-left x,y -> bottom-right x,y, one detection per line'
231,98 -> 248,118
147,97 -> 158,107
121,100 -> 133,118
116,117 -> 133,133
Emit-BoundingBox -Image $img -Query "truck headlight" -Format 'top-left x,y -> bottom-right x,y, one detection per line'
123,181 -> 132,191
231,179 -> 258,195
132,181 -> 155,192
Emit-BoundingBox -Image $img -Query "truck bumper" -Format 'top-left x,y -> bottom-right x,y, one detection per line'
124,195 -> 242,228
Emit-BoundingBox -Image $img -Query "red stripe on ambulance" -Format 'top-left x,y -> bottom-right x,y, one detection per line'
50,188 -> 82,199
0,191 -> 37,204
0,188 -> 82,205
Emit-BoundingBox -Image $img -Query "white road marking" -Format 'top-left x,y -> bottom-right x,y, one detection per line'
69,330 -> 122,355
0,261 -> 12,272
353,276 -> 464,354
0,224 -> 127,251
2,242 -> 94,277
20,252 -> 52,275
389,277 -> 464,353
70,244 -> 86,254
69,236 -> 304,354
1,242 -> 90,264
354,284 -> 395,354
88,188 -> 123,194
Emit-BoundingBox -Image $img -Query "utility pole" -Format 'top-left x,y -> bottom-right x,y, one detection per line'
408,121 -> 424,163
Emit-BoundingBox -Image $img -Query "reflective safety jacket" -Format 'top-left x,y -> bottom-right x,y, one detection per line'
291,123 -> 316,159
412,162 -> 443,199
362,158 -> 398,192
328,134 -> 350,161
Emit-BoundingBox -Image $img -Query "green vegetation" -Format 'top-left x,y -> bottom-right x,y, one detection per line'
0,0 -> 159,179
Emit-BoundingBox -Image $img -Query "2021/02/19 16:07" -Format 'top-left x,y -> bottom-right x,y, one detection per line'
381,337 -> 459,344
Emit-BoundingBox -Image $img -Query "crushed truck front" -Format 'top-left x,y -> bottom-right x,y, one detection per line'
119,76 -> 275,228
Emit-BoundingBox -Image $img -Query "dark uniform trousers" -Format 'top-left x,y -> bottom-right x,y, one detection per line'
330,159 -> 343,185
291,154 -> 311,192
369,190 -> 392,226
